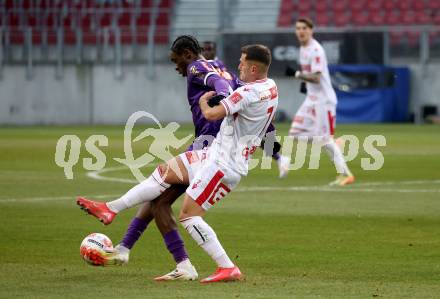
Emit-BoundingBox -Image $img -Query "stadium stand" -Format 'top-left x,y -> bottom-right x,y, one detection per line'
0,0 -> 172,45
278,0 -> 440,27
278,0 -> 440,46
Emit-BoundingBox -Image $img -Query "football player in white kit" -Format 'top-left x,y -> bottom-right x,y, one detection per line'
280,17 -> 355,186
76,45 -> 277,283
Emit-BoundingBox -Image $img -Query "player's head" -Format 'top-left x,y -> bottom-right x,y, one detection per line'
202,41 -> 217,60
295,17 -> 314,45
170,35 -> 203,77
238,44 -> 271,82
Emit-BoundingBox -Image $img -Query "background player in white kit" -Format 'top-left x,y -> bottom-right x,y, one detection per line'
281,17 -> 355,186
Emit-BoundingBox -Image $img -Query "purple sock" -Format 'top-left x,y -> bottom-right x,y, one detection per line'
120,217 -> 148,249
272,152 -> 280,161
163,229 -> 188,263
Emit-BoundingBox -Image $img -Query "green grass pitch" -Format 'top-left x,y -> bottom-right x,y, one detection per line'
0,124 -> 439,298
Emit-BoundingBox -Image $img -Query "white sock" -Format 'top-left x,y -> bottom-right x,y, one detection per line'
177,258 -> 192,269
323,139 -> 351,175
181,216 -> 234,268
107,167 -> 170,213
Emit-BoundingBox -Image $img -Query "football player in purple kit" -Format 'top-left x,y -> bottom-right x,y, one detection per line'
77,36 -> 282,281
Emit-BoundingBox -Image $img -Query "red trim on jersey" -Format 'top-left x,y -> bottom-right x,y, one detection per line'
194,170 -> 224,206
327,111 -> 335,136
269,86 -> 278,100
220,100 -> 231,115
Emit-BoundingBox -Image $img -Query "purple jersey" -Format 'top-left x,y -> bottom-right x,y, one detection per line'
186,59 -> 238,139
209,58 -> 241,88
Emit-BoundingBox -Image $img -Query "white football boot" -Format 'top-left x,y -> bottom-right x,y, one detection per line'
106,244 -> 130,266
154,259 -> 198,281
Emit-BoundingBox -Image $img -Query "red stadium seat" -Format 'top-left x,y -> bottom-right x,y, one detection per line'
428,1 -> 440,11
367,0 -> 382,11
369,11 -> 384,26
350,0 -> 366,13
413,1 -> 427,11
334,12 -> 350,27
315,12 -> 330,26
352,12 -> 369,26
333,0 -> 346,12
315,0 -> 327,12
278,14 -> 292,27
382,0 -> 396,11
384,11 -> 400,25
397,0 -> 412,11
400,11 -> 416,25
415,11 -> 432,24
297,1 -> 312,15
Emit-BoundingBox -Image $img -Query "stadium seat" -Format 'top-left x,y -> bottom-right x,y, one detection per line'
382,0 -> 396,11
2,0 -> 172,45
352,12 -> 369,26
315,0 -> 328,12
369,11 -> 385,26
400,11 -> 416,25
349,0 -> 366,13
428,1 -> 440,11
297,1 -> 312,15
413,1 -> 427,11
397,0 -> 412,11
333,0 -> 346,12
384,11 -> 400,26
367,0 -> 382,11
315,12 -> 330,26
334,12 -> 350,27
415,11 -> 431,24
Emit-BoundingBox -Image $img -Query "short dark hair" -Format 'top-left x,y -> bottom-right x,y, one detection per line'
171,35 -> 203,55
296,17 -> 314,29
241,44 -> 271,67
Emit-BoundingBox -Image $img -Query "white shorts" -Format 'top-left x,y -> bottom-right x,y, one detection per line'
289,99 -> 336,137
179,149 -> 241,211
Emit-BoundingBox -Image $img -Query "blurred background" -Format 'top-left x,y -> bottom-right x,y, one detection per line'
0,0 -> 439,125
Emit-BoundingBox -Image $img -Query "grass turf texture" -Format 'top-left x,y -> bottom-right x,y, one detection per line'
0,124 -> 439,298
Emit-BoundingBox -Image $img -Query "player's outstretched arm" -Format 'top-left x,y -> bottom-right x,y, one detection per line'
295,71 -> 321,84
199,91 -> 227,121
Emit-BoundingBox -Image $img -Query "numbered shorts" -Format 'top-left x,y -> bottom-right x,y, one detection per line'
179,149 -> 241,211
289,99 -> 336,137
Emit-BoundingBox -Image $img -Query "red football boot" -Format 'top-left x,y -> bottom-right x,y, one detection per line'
200,266 -> 242,283
77,197 -> 116,225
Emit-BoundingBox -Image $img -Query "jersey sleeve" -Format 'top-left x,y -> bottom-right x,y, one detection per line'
220,86 -> 258,115
310,47 -> 325,74
187,61 -> 218,86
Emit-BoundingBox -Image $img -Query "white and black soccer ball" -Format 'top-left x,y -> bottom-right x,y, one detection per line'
80,233 -> 113,266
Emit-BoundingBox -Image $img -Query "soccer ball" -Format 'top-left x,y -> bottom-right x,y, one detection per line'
80,233 -> 113,266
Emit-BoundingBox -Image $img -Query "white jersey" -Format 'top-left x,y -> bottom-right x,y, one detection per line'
205,78 -> 278,176
299,38 -> 337,105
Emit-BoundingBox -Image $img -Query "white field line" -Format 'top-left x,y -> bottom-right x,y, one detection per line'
1,168 -> 439,203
